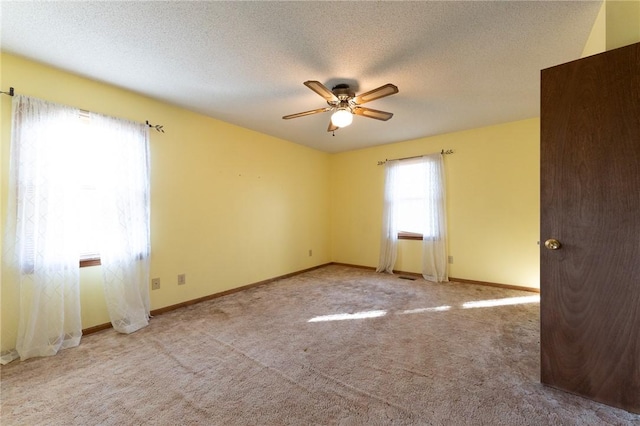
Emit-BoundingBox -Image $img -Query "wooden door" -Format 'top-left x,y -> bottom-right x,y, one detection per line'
540,42 -> 640,413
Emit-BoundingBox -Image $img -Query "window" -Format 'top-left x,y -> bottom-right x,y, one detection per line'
393,159 -> 440,240
21,113 -> 104,267
10,97 -> 150,272
377,154 -> 448,281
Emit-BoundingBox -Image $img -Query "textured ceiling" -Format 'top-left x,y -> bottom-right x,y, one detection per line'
0,1 -> 601,153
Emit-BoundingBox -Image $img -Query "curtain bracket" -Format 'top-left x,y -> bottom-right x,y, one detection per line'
1,87 -> 15,97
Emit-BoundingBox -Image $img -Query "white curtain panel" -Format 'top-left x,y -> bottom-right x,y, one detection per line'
421,154 -> 448,283
90,113 -> 151,334
2,95 -> 82,363
376,160 -> 401,273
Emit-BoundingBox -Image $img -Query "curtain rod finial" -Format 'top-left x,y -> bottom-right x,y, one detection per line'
146,120 -> 164,133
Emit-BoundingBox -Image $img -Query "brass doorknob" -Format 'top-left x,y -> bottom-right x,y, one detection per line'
544,239 -> 561,250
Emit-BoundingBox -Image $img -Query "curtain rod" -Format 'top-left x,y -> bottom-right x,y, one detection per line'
377,149 -> 454,165
2,87 -> 165,133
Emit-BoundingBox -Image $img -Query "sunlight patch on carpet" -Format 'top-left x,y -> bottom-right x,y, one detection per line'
308,310 -> 387,322
462,295 -> 540,309
400,306 -> 452,314
308,296 -> 540,322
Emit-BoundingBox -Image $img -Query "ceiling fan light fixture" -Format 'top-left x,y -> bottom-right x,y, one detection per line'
331,108 -> 353,128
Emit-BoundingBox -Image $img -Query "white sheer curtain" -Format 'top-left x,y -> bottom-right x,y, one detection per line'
376,160 -> 401,273
421,154 -> 448,282
2,95 -> 83,363
92,114 -> 151,334
376,154 -> 448,282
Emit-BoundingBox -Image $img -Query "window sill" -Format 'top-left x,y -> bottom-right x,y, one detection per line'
80,258 -> 101,268
398,232 -> 423,241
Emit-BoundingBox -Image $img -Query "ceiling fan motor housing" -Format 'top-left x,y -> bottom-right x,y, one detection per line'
329,84 -> 355,114
332,84 -> 355,100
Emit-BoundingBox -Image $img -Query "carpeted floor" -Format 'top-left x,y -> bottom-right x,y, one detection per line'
1,265 -> 638,425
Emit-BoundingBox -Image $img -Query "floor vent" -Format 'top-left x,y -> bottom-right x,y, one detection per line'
399,276 -> 416,281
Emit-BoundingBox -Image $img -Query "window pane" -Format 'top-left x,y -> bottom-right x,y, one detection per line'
76,121 -> 102,260
397,198 -> 426,234
394,160 -> 435,237
78,186 -> 100,259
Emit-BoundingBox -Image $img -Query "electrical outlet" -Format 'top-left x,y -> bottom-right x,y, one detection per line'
178,274 -> 186,285
151,278 -> 160,290
308,249 -> 313,257
448,256 -> 454,264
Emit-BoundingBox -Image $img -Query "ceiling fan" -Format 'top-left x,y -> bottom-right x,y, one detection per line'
283,80 -> 399,132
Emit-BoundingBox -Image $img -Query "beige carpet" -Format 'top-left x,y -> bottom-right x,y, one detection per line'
1,265 -> 638,425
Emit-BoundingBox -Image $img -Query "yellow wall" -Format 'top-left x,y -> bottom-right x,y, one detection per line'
606,0 -> 640,50
582,0 -> 640,57
330,119 -> 541,289
582,1 -> 607,57
1,53 -> 331,352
